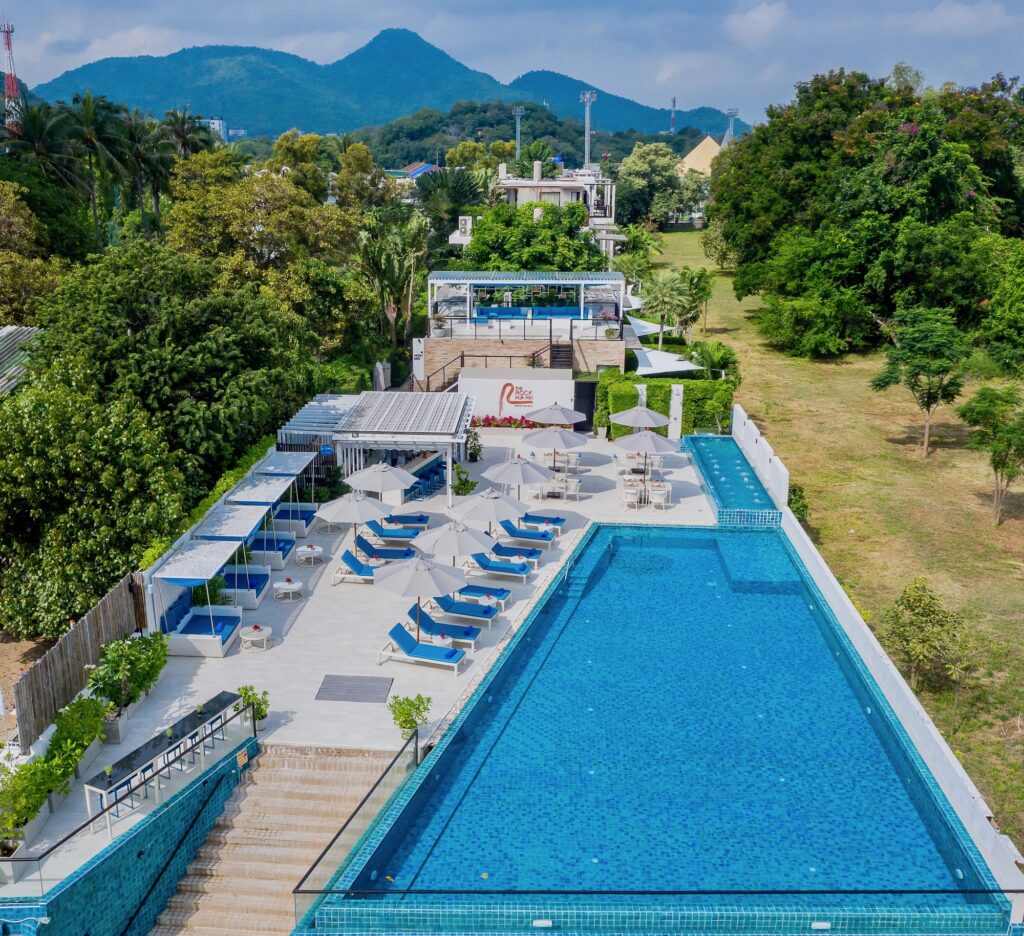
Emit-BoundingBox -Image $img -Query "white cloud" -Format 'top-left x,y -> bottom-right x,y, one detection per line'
724,1 -> 788,47
886,1 -> 1020,39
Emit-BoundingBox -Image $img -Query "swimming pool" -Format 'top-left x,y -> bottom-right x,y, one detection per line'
298,525 -> 1009,935
686,434 -> 775,513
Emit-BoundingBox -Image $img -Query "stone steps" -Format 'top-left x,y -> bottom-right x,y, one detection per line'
148,743 -> 394,936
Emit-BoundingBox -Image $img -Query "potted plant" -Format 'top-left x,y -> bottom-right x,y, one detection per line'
234,685 -> 270,728
51,696 -> 109,780
431,312 -> 448,337
87,633 -> 169,745
465,427 -> 483,463
0,758 -> 61,879
386,694 -> 432,740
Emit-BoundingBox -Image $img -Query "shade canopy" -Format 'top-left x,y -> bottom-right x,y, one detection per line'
154,539 -> 239,587
345,461 -> 419,494
227,473 -> 294,506
633,347 -> 707,377
412,520 -> 496,559
195,504 -> 268,541
523,402 -> 585,425
521,426 -> 587,451
456,487 -> 529,527
625,315 -> 675,338
482,458 -> 554,487
254,450 -> 316,477
374,556 -> 468,599
316,491 -> 389,527
609,405 -> 670,429
613,429 -> 678,455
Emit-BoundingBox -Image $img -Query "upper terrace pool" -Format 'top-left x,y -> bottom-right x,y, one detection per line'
295,525 -> 1009,936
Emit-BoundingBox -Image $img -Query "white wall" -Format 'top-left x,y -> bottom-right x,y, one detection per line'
731,404 -> 1024,917
458,370 -> 576,421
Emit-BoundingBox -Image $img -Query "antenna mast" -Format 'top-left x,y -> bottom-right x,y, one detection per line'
670,96 -> 676,135
512,105 -> 525,159
579,90 -> 597,168
1,19 -> 20,134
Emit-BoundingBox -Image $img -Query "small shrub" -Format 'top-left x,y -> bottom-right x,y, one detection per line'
86,633 -> 168,714
50,696 -> 110,754
0,759 -> 62,846
234,685 -> 270,722
452,463 -> 477,496
192,574 -> 231,607
387,694 -> 431,739
788,483 -> 810,521
465,427 -> 483,461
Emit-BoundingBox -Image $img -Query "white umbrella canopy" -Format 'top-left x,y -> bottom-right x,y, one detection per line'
316,491 -> 389,532
345,461 -> 419,494
374,557 -> 468,639
612,429 -> 678,455
456,487 -> 529,532
609,405 -> 670,429
412,520 -> 496,566
523,402 -> 586,425
483,458 -> 554,499
522,426 -> 588,450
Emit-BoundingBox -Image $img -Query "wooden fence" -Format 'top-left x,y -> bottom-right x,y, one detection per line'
13,572 -> 147,752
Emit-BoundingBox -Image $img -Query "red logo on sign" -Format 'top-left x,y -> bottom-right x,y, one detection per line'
498,383 -> 534,417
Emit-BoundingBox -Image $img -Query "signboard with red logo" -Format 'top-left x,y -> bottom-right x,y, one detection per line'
457,369 -> 576,422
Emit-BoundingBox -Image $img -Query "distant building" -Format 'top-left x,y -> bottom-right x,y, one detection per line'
677,135 -> 721,177
200,117 -> 227,141
397,161 -> 437,180
227,128 -> 246,139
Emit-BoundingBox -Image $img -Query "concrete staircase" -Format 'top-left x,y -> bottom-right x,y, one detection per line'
149,743 -> 395,936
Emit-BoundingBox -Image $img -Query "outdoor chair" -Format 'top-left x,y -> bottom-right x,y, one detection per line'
649,485 -> 671,510
457,584 -> 511,610
378,623 -> 466,674
499,519 -> 554,547
366,520 -> 420,542
493,543 -> 542,567
332,549 -> 376,585
520,512 -> 566,533
355,534 -> 415,562
432,594 -> 500,627
407,605 -> 482,647
469,553 -> 531,581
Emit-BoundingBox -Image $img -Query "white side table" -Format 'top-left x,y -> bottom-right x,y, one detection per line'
432,635 -> 454,648
239,625 -> 272,651
296,544 -> 324,566
273,580 -> 303,602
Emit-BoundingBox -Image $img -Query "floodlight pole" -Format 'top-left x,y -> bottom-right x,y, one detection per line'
512,106 -> 525,159
580,91 -> 597,168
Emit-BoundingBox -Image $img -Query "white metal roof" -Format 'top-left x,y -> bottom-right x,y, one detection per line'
227,473 -> 294,506
277,395 -> 361,442
194,503 -> 268,541
0,326 -> 38,395
334,391 -> 474,445
154,538 -> 239,586
255,450 -> 317,476
428,271 -> 625,285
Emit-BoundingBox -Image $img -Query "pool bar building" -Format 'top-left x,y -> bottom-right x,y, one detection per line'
291,407 -> 1024,936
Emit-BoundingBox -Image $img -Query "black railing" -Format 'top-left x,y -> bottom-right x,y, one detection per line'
429,318 -> 621,343
415,350 -> 549,392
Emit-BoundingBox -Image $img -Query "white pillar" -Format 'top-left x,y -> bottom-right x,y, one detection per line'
579,282 -> 585,318
466,285 -> 471,319
447,444 -> 454,509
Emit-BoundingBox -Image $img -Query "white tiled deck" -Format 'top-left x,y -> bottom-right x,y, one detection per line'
5,431 -> 712,894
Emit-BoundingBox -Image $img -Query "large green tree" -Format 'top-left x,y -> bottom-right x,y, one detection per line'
957,385 -> 1024,524
616,142 -> 682,225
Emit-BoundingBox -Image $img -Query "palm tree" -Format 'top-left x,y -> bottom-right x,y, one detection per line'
640,271 -> 692,351
162,107 -> 213,159
121,110 -> 174,237
688,339 -> 739,381
685,267 -> 715,336
2,101 -> 81,190
63,92 -> 126,245
356,221 -> 405,349
400,214 -> 431,343
415,168 -> 484,238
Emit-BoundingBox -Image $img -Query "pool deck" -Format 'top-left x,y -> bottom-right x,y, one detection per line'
5,432 -> 712,896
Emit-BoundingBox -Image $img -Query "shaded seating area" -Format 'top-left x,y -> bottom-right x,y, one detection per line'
195,504 -> 273,609
378,623 -> 465,674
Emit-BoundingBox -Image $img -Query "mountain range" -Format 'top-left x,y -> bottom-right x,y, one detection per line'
31,28 -> 748,140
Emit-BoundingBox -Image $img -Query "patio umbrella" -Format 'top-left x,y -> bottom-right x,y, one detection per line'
613,429 -> 677,479
521,426 -> 586,472
315,491 -> 389,538
524,402 -> 586,425
374,556 -> 468,640
456,487 -> 529,534
345,461 -> 419,495
609,405 -> 670,429
412,519 -> 496,567
482,457 -> 554,500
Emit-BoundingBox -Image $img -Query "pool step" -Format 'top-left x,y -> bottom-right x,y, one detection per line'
148,743 -> 397,936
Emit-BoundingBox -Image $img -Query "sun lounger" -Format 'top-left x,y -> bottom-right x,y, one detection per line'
498,519 -> 554,547
492,543 -> 542,567
366,520 -> 420,542
331,549 -> 375,586
457,585 -> 511,610
520,512 -> 566,534
432,595 -> 500,627
406,605 -> 482,647
378,623 -> 465,673
356,534 -> 415,562
385,513 -> 430,529
470,553 -> 531,581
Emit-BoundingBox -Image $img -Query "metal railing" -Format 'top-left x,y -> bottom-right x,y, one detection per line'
414,350 -> 549,392
0,702 -> 256,897
429,318 -> 621,342
292,730 -> 420,925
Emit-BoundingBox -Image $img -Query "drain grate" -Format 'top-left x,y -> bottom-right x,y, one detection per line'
315,674 -> 394,703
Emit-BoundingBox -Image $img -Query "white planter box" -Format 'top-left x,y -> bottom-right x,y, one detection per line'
21,805 -> 49,848
0,841 -> 30,884
73,736 -> 102,779
102,697 -> 143,745
47,785 -> 70,815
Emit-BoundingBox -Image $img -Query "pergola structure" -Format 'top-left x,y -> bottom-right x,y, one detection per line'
427,270 -> 626,321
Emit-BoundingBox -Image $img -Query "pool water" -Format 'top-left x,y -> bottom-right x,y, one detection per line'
688,434 -> 774,511
312,526 -> 1007,935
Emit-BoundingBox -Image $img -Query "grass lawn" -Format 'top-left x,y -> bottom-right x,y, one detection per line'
659,230 -> 1024,848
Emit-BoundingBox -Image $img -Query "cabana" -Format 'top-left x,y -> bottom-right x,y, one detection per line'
227,473 -> 299,568
194,504 -> 272,609
254,449 -> 320,536
152,539 -> 244,657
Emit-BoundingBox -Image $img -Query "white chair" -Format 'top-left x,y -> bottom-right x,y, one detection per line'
649,456 -> 665,479
564,478 -> 582,501
649,485 -> 670,510
565,452 -> 582,473
622,486 -> 642,510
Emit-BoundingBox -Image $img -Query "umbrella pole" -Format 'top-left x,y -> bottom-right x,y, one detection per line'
206,581 -> 215,636
416,597 -> 422,642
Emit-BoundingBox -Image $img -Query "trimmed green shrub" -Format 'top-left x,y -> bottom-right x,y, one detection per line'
595,371 -> 735,438
788,483 -> 810,521
87,633 -> 168,714
387,693 -> 432,739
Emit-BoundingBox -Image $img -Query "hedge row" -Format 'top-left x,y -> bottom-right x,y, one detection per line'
595,372 -> 735,438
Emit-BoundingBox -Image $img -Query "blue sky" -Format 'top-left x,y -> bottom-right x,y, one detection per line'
11,0 -> 1024,121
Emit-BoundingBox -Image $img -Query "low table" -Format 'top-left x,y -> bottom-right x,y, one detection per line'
273,580 -> 303,602
295,544 -> 324,566
239,625 -> 272,651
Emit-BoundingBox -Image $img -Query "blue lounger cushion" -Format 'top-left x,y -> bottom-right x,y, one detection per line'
433,595 -> 498,621
458,585 -> 511,604
388,624 -> 466,665
366,520 -> 419,541
493,543 -> 543,562
356,534 -> 415,561
274,506 -> 316,525
499,519 -> 555,542
386,513 -> 430,527
521,513 -> 567,529
249,535 -> 295,558
222,572 -> 269,596
341,550 -> 375,578
471,553 -> 530,577
406,605 -> 482,642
